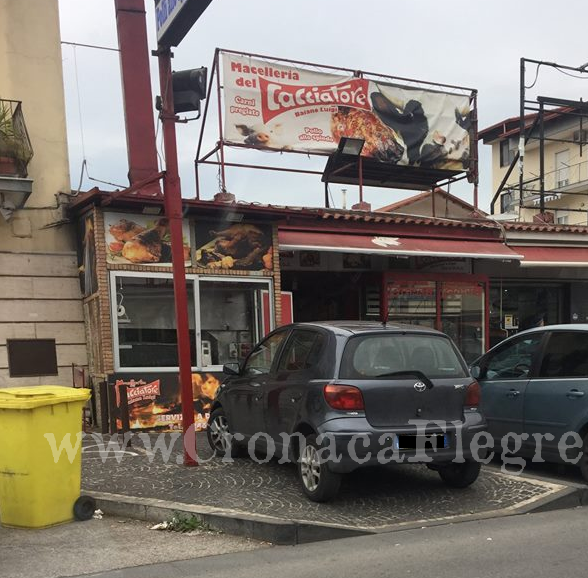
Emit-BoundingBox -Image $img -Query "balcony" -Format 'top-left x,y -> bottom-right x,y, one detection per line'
0,99 -> 33,177
0,99 -> 34,220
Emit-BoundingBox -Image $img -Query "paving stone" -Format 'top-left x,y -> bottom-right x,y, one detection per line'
82,432 -> 556,529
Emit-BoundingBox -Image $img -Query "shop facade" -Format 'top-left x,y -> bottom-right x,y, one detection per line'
70,192 -> 588,430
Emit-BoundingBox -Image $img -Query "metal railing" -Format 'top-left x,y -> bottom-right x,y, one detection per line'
0,99 -> 34,177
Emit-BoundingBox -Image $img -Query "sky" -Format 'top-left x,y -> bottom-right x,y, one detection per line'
57,0 -> 588,213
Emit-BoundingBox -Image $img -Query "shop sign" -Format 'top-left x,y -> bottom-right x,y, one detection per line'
194,221 -> 273,271
109,371 -> 222,431
414,256 -> 471,273
104,212 -> 191,266
222,52 -> 472,172
155,0 -> 214,47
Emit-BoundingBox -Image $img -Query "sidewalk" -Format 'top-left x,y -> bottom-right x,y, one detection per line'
0,515 -> 266,578
80,432 -> 579,543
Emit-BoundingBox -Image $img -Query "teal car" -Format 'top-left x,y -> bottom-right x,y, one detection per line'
470,324 -> 588,481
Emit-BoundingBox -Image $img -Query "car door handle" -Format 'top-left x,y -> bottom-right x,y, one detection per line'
506,389 -> 520,398
567,389 -> 585,399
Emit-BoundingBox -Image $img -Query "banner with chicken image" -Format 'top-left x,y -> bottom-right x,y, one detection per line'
110,371 -> 223,431
222,52 -> 473,173
194,221 -> 273,271
105,212 -> 191,266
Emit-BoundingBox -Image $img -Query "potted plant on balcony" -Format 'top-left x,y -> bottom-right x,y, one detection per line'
0,100 -> 30,176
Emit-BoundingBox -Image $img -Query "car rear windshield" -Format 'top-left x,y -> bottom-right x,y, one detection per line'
339,333 -> 468,380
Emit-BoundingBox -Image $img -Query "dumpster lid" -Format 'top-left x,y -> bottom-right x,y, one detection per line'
0,386 -> 91,409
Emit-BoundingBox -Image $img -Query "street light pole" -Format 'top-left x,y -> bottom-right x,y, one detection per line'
157,45 -> 197,466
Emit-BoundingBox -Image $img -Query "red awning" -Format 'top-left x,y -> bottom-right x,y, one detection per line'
514,246 -> 588,267
278,230 -> 523,260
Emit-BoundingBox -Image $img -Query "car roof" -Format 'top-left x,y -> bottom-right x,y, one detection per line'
289,320 -> 445,337
515,323 -> 588,336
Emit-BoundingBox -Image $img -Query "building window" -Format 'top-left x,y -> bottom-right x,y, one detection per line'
557,214 -> 569,225
199,279 -> 270,368
500,140 -> 515,167
113,274 -> 196,369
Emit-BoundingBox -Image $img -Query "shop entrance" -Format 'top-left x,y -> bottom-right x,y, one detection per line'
382,272 -> 489,364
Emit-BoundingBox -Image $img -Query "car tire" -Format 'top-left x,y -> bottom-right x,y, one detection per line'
298,434 -> 342,502
207,408 -> 241,458
579,433 -> 588,482
438,459 -> 481,488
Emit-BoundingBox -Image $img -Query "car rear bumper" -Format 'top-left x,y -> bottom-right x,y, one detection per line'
315,412 -> 487,473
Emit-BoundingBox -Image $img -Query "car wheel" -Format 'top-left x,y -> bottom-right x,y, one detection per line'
207,408 -> 240,458
579,434 -> 588,482
438,459 -> 481,488
298,434 -> 342,502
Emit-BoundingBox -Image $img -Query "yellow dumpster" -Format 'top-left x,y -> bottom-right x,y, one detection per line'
0,386 -> 91,528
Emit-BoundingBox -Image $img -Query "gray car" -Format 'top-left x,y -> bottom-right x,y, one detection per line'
207,321 -> 486,501
470,324 -> 588,480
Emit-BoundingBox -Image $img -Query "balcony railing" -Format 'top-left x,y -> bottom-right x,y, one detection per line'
0,99 -> 34,178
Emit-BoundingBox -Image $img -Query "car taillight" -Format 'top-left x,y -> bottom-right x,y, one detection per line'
324,384 -> 365,411
464,380 -> 480,407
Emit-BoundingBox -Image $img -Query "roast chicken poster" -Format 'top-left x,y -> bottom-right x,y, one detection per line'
194,221 -> 273,271
105,212 -> 191,266
111,372 -> 223,431
222,53 -> 472,173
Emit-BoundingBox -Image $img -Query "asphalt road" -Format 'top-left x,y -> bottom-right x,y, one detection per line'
76,507 -> 587,578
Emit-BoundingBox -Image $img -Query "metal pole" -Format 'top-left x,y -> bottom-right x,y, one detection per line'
519,58 -> 526,208
358,156 -> 363,203
539,100 -> 545,214
157,46 -> 197,466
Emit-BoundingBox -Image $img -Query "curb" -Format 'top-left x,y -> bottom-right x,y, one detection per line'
88,478 -> 587,546
90,491 -> 368,545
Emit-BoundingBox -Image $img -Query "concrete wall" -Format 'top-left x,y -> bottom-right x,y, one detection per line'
488,126 -> 588,223
0,0 -> 87,387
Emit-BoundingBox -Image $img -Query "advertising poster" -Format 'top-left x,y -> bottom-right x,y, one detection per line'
222,53 -> 472,173
110,371 -> 223,431
194,220 -> 273,271
104,212 -> 191,266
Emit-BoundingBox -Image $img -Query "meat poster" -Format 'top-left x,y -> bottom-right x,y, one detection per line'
110,371 -> 223,431
104,212 -> 191,266
194,221 -> 273,271
222,53 -> 473,173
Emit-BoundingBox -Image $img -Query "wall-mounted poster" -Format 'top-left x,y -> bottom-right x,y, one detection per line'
194,221 -> 273,271
299,251 -> 321,267
110,371 -> 223,432
105,212 -> 191,266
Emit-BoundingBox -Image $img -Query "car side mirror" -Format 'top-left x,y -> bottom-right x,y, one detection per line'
470,365 -> 481,379
223,362 -> 240,376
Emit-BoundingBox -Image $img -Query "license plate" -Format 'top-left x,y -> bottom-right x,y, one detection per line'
394,434 -> 449,450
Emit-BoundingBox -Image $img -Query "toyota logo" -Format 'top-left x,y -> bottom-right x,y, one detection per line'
414,381 -> 427,392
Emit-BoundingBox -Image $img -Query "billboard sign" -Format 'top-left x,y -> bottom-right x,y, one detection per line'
155,0 -> 213,46
222,53 -> 472,174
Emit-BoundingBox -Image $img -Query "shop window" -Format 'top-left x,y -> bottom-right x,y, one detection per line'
199,279 -> 270,368
441,282 -> 485,364
387,281 -> 436,328
113,275 -> 195,369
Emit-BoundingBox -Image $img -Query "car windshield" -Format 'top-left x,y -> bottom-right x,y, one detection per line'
339,333 -> 467,380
